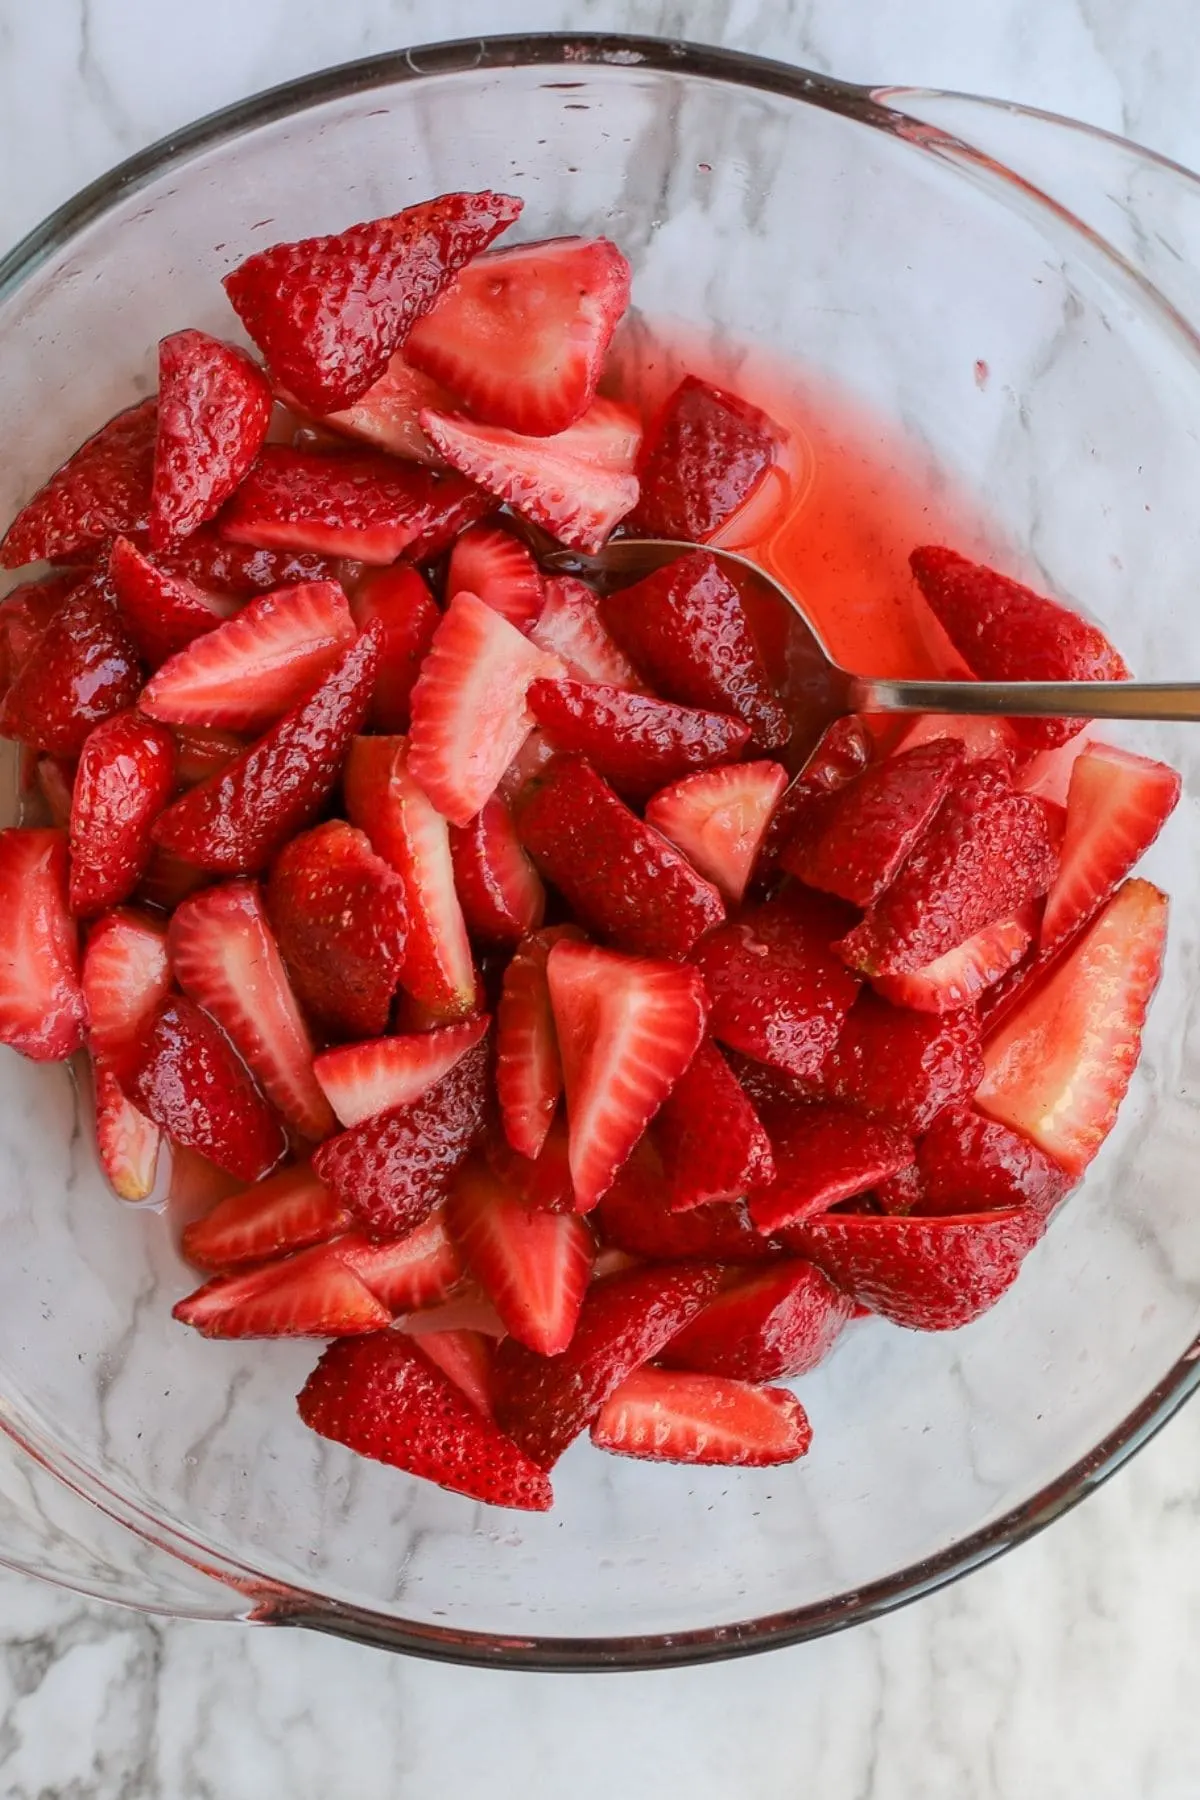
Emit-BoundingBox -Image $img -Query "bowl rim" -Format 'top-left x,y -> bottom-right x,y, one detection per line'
3,28 -> 1200,1671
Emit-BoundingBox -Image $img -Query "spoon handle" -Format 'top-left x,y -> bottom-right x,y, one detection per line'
849,677 -> 1200,723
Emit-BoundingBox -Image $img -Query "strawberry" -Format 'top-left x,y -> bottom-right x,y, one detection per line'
547,938 -> 709,1211
909,546 -> 1129,750
592,1367 -> 811,1467
746,1102 -> 914,1231
599,551 -> 789,752
514,755 -> 725,959
174,1240 -> 390,1338
224,192 -> 522,414
298,1331 -> 552,1511
892,711 -> 1018,767
1,399 -> 157,568
656,1040 -> 775,1210
81,907 -> 170,1054
448,796 -> 545,942
92,1059 -> 162,1201
690,888 -> 860,1081
168,882 -> 333,1141
306,351 -> 453,463
348,564 -> 439,732
871,909 -> 1035,1014
407,591 -> 563,825
312,1038 -> 489,1237
171,726 -> 245,788
447,1160 -> 594,1354
333,1211 -> 463,1311
343,736 -> 478,1019
68,712 -> 176,917
874,1163 -> 925,1216
136,846 -> 210,914
527,678 -> 750,800
0,573 -> 79,691
150,330 -> 273,547
632,376 -> 779,542
183,1162 -> 347,1270
403,1284 -> 507,1339
492,1261 -> 725,1468
0,572 -> 142,756
0,829 -> 86,1060
1040,743 -> 1180,951
412,1328 -> 494,1415
975,877 -> 1166,1175
153,532 -> 339,598
487,1115 -> 575,1213
396,485 -> 492,564
497,727 -> 558,805
594,1137 -> 776,1262
528,575 -> 644,688
108,535 -> 237,668
407,236 -> 631,436
753,717 -> 873,882
823,992 -> 984,1136
645,760 -> 789,905
421,397 -> 641,554
446,524 -> 544,628
914,1105 -> 1071,1219
314,1017 -> 490,1128
495,924 -> 583,1160
36,755 -> 75,827
133,995 -> 286,1180
661,1260 -> 851,1382
153,626 -> 379,872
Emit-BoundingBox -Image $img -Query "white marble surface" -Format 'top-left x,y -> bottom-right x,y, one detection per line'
3,0 -> 1200,1794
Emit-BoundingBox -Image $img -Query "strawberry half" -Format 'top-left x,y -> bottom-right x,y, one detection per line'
0,829 -> 86,1060
1,399 -> 157,568
333,1211 -> 463,1311
495,924 -> 583,1160
632,376 -> 780,543
0,572 -> 143,757
82,907 -> 170,1055
307,350 -> 453,463
0,574 -> 81,692
747,1103 -> 914,1232
108,536 -> 237,668
661,1260 -> 852,1382
824,992 -> 984,1136
68,712 -> 176,917
446,523 -> 544,628
871,909 -> 1035,1014
594,1138 -> 777,1263
92,1059 -> 162,1201
447,1160 -> 594,1355
1040,742 -> 1180,951
656,1040 -> 775,1210
527,678 -> 750,800
349,564 -> 439,733
591,1367 -> 811,1467
133,995 -> 286,1180
487,1115 -> 575,1213
529,575 -> 644,688
174,1240 -> 390,1339
645,760 -> 789,905
753,717 -> 873,883
150,330 -> 273,547
314,1017 -> 490,1128
914,1105 -> 1072,1219
154,532 -> 339,598
448,795 -> 545,942
183,1163 -> 346,1271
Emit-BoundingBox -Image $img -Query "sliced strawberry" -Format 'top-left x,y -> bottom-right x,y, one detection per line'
298,1332 -> 552,1511
914,1105 -> 1071,1219
975,877 -> 1167,1175
333,1211 -> 463,1311
153,626 -> 379,873
824,992 -> 984,1136
515,755 -> 725,959
495,924 -> 583,1160
402,1284 -> 507,1339
487,1115 -> 575,1213
0,573 -> 79,691
421,397 -> 641,554
592,1367 -> 811,1467
82,907 -> 170,1053
645,760 -> 788,906
1,399 -> 157,568
661,1260 -> 851,1381
168,882 -> 333,1141
753,717 -> 873,883
174,1240 -> 389,1338
0,572 -> 142,756
349,564 -> 439,732
747,1102 -> 914,1231
412,1328 -> 494,1416
154,532 -> 339,598
36,755 -> 75,827
171,726 -> 245,788
656,1040 -> 775,1210
447,1160 -> 594,1355
527,678 -> 750,800
529,575 -> 644,688
448,796 -> 545,942
93,1059 -> 162,1201
446,524 -> 543,628
0,829 -> 86,1060
314,1017 -> 490,1127
1040,743 -> 1180,951
108,535 -> 237,668
496,726 -> 558,805
68,712 -> 176,917
871,909 -> 1036,1013
136,846 -> 209,914
150,330 -> 273,547
910,546 -> 1129,750
595,1136 -> 776,1262
632,376 -> 779,543
307,350 -> 453,463
182,1162 -> 347,1271
892,711 -> 1018,767
134,995 -> 286,1180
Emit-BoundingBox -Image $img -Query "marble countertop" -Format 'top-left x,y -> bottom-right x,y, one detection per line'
4,1 -> 1200,1795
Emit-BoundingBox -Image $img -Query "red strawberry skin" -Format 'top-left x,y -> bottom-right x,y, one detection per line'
748,1103 -> 915,1232
1,399 -> 157,568
68,711 -> 176,917
753,716 -> 873,883
914,1105 -> 1072,1218
661,1260 -> 852,1382
632,376 -> 779,543
871,910 -> 1035,1014
527,678 -> 750,799
108,535 -> 236,668
349,564 -> 439,733
154,532 -> 338,598
0,573 -> 79,692
314,1018 -> 490,1128
0,573 -> 143,756
133,995 -> 286,1181
591,1367 -> 811,1467
150,330 -> 273,547
448,796 -> 545,943
656,1039 -> 775,1210
594,1138 -> 777,1263
0,828 -> 86,1060
823,993 -> 985,1136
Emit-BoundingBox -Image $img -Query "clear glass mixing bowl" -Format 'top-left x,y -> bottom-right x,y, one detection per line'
2,33 -> 1200,1670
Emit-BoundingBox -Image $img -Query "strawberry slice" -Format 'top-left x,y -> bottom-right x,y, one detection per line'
661,1260 -> 852,1381
153,626 -> 379,873
656,1040 -> 775,1210
1,399 -> 157,568
0,829 -> 86,1060
632,376 -> 780,543
182,1162 -> 348,1271
407,236 -> 631,436
592,1367 -> 811,1467
92,1059 -> 162,1201
492,1261 -> 725,1468
527,678 -> 750,800
68,712 -> 176,917
168,882 -> 333,1141
909,546 -> 1129,750
753,717 -> 873,882
154,532 -> 339,598
412,1328 -> 494,1415
487,1115 -> 575,1213
447,1160 -> 594,1355
174,1240 -> 390,1338
134,995 -> 286,1180
599,551 -> 789,752
333,1212 -> 463,1311
108,535 -> 237,668
1040,743 -> 1180,951
343,735 -> 478,1019
546,938 -> 709,1211
529,576 -> 644,688
150,330 -> 273,547
495,924 -> 583,1160
824,993 -> 984,1136
306,351 -> 453,463
914,1105 -> 1072,1219
448,795 -> 545,942
515,755 -> 725,959
892,711 -> 1018,767
975,877 -> 1167,1174
421,397 -> 641,554
82,907 -> 170,1054
446,524 -> 544,628
0,573 -> 80,692
298,1332 -> 552,1511
314,1017 -> 490,1127
349,564 -> 439,733
871,909 -> 1035,1014
746,1102 -> 914,1231
595,1137 -> 777,1263
35,755 -> 75,827
224,192 -> 522,414
497,726 -> 558,805
0,572 -> 142,756
403,1284 -> 507,1339
645,760 -> 789,905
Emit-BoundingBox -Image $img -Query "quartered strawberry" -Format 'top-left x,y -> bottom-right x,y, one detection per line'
92,1059 -> 162,1201
515,754 -> 725,959
174,1240 -> 390,1339
599,551 -> 789,752
487,1115 -> 575,1213
313,1039 -> 489,1237
407,591 -> 563,825
298,1331 -> 552,1511
0,573 -> 79,692
823,992 -> 984,1136
407,235 -> 631,436
661,1260 -> 851,1382
154,531 -> 339,598
265,820 -> 408,1041
447,1160 -> 594,1355
690,887 -> 860,1082
595,1137 -> 776,1262
914,1105 -> 1071,1219
1,399 -> 157,568
343,735 -> 478,1019
150,330 -> 273,547
871,909 -> 1035,1014
495,924 -> 582,1160
171,726 -> 245,788
35,755 -> 75,827
168,882 -> 333,1141
747,1102 -> 914,1231
349,564 -> 439,732
307,350 -> 453,463
632,376 -> 779,543
645,760 -> 788,905
224,192 -> 522,414
527,678 -> 750,800
133,995 -> 286,1180
547,938 -> 709,1211
492,1260 -> 725,1468
976,877 -> 1166,1175
446,524 -> 544,629
108,535 -> 237,668
0,572 -> 143,756
656,1040 -> 775,1210
448,796 -> 545,942
753,717 -> 873,882
528,575 -> 644,688
412,1328 -> 494,1415
183,1163 -> 347,1271
0,829 -> 86,1060
333,1211 -> 464,1311
421,397 -> 641,554
592,1367 -> 811,1467
82,907 -> 170,1055
1040,743 -> 1180,951
68,711 -> 176,917
314,1017 -> 490,1128
909,546 -> 1129,750
153,626 -> 379,873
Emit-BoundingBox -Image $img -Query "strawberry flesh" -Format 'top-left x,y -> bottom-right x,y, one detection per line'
446,524 -> 543,629
632,376 -> 779,543
0,572 -> 143,756
447,1159 -> 594,1355
1041,742 -> 1180,951
656,1039 -> 775,1210
349,564 -> 440,733
108,535 -> 237,668
68,711 -> 176,917
93,1059 -> 162,1201
314,1017 -> 490,1128
150,330 -> 273,547
333,1212 -> 464,1312
486,1115 -> 575,1213
306,350 -> 453,463
591,1367 -> 811,1467
495,924 -> 583,1160
529,575 -> 644,688
0,829 -> 86,1060
133,994 -> 286,1181
661,1260 -> 852,1382
81,906 -> 170,1055
748,1102 -> 915,1231
183,1162 -> 347,1271
1,399 -> 157,568
448,795 -> 545,942
174,1240 -> 390,1338
645,759 -> 788,905
527,677 -> 750,799
871,909 -> 1035,1013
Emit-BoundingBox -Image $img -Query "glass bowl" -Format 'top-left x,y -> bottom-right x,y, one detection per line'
2,33 -> 1200,1671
